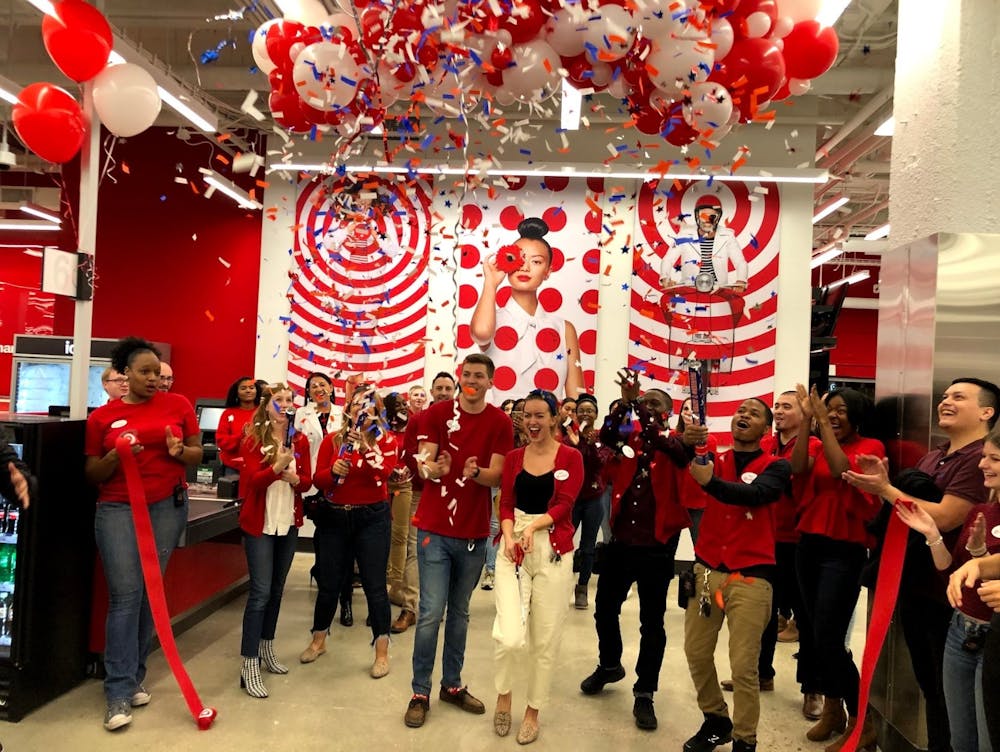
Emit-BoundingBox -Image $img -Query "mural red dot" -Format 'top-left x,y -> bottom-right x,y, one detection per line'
539,288 -> 562,312
493,366 -> 517,391
582,248 -> 601,274
585,209 -> 602,234
460,243 -> 481,269
457,324 -> 473,349
536,327 -> 561,352
500,206 -> 524,231
543,176 -> 569,191
580,288 -> 599,314
543,206 -> 567,232
584,369 -> 595,390
578,328 -> 597,355
458,284 -> 479,309
534,368 -> 559,391
502,175 -> 527,190
494,325 -> 519,351
496,287 -> 512,307
587,177 -> 605,193
550,246 -> 565,272
461,204 -> 483,230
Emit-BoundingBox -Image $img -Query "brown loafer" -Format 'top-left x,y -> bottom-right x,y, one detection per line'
392,609 -> 416,634
404,695 -> 429,728
494,709 -> 512,737
439,686 -> 486,714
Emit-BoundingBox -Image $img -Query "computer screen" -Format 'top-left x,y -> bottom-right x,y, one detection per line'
197,406 -> 226,432
12,361 -> 108,413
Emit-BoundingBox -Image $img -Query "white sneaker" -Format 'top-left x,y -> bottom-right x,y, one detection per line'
480,569 -> 495,591
104,699 -> 133,731
131,685 -> 151,707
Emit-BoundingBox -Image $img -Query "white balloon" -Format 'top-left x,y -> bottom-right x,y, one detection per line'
638,0 -> 704,40
93,63 -> 161,137
281,0 -> 328,28
710,18 -> 734,60
581,5 -> 636,63
544,6 -> 589,58
645,37 -> 714,90
770,15 -> 795,39
494,86 -> 517,106
649,89 -> 676,112
775,0 -> 823,24
590,61 -> 612,87
504,40 -> 561,103
744,11 -> 772,38
423,58 -> 482,115
324,12 -> 359,41
293,41 -> 362,111
788,77 -> 811,95
251,19 -> 280,74
683,82 -> 733,132
607,75 -> 633,99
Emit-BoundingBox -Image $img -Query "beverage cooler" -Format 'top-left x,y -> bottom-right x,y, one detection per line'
0,415 -> 95,722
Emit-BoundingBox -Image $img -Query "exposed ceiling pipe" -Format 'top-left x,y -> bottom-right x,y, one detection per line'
816,85 -> 894,162
825,133 -> 886,175
816,199 -> 890,245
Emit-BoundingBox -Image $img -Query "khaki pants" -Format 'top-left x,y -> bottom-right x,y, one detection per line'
493,511 -> 574,710
392,488 -> 420,612
683,563 -> 773,744
387,480 -> 413,599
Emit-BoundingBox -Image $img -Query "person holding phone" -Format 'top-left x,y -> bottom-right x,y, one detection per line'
236,383 -> 311,698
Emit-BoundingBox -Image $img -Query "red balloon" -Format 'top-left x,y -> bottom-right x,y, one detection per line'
500,0 -> 546,44
41,0 -> 113,83
782,21 -> 839,80
728,0 -> 777,38
562,54 -> 593,89
268,89 -> 310,132
361,7 -> 389,52
716,37 -> 786,102
772,78 -> 791,101
664,104 -> 698,146
264,20 -> 305,67
633,107 -> 665,136
12,83 -> 86,164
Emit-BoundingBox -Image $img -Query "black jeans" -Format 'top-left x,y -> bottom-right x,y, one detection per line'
572,495 -> 603,586
796,534 -> 867,714
593,536 -> 679,695
984,613 -> 1000,750
758,541 -> 801,683
897,590 -> 953,752
311,501 -> 391,640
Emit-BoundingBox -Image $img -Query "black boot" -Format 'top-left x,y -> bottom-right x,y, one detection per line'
683,713 -> 734,752
340,598 -> 353,627
732,741 -> 756,752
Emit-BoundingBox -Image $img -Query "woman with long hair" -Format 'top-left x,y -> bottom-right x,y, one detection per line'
237,383 -> 312,698
565,393 -> 607,610
84,337 -> 202,731
895,427 -> 1000,752
216,376 -> 260,474
300,385 -> 398,678
383,392 -> 414,613
493,389 -> 583,744
791,385 -> 885,752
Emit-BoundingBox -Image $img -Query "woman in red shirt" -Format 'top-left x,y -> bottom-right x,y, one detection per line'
216,376 -> 260,474
300,385 -> 398,678
792,385 -> 884,752
493,389 -> 583,744
237,382 -> 312,698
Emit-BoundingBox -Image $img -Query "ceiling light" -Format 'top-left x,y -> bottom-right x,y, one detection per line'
198,168 -> 262,210
874,116 -> 894,136
827,269 -> 870,289
0,219 -> 62,231
865,223 -> 890,240
21,0 -> 55,15
813,193 -> 849,224
816,0 -> 852,27
810,245 -> 844,269
19,202 -> 61,224
561,79 -> 582,132
0,73 -> 19,105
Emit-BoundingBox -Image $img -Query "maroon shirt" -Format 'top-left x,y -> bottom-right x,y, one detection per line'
950,502 -> 1000,622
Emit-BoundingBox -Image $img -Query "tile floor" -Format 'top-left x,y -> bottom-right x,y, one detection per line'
0,553 -> 870,751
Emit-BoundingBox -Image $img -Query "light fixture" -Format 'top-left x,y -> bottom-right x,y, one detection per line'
865,223 -> 890,240
19,202 -> 61,224
0,219 -> 62,231
874,116 -> 894,136
0,73 -> 19,105
816,0 -> 853,27
813,193 -> 849,224
810,245 -> 844,269
198,168 -> 262,210
827,269 -> 870,289
561,79 -> 582,132
21,0 -> 55,15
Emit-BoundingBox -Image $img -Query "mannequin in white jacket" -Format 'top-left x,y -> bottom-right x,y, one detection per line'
659,195 -> 747,293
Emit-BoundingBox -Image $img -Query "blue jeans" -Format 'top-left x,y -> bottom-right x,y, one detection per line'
411,530 -> 486,696
95,496 -> 187,702
942,610 -> 993,752
572,495 -> 603,586
312,502 -> 391,640
241,528 -> 299,657
484,499 -> 499,573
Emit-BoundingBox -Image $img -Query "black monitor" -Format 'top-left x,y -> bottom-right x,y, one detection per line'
194,399 -> 227,445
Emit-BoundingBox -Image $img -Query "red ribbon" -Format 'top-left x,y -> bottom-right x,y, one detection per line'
840,506 -> 910,751
116,436 -> 218,730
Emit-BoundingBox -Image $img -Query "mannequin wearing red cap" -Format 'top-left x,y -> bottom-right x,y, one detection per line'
659,194 -> 748,293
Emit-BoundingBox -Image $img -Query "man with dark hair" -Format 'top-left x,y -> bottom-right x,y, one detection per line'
580,368 -> 706,731
430,372 -> 457,403
846,377 -> 1000,752
682,398 -> 791,752
404,355 -> 513,728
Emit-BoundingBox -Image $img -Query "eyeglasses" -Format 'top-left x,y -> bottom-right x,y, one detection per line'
104,377 -> 128,385
159,376 -> 175,383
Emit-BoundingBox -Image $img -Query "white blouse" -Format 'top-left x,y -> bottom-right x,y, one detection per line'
263,456 -> 297,536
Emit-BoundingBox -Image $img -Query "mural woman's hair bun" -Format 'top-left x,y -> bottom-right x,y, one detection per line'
517,217 -> 549,240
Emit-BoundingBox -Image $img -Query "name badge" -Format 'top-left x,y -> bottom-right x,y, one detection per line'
111,419 -> 128,429
992,525 -> 1000,540
741,472 -> 758,484
554,469 -> 569,481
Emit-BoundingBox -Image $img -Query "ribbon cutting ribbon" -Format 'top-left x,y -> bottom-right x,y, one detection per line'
116,435 -> 218,730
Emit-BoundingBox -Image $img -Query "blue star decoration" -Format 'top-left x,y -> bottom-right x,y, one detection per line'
444,199 -> 452,208
622,283 -> 630,290
621,245 -> 631,254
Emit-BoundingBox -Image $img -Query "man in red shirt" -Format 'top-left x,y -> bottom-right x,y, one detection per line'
403,355 -> 513,728
681,398 -> 791,752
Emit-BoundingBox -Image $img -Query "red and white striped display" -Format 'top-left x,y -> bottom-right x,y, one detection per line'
287,176 -> 432,404
629,180 -> 781,435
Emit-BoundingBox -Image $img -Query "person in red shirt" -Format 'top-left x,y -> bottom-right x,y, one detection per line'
493,389 -> 584,744
681,398 -> 791,752
236,383 -> 312,698
216,376 -> 260,474
84,337 -> 203,732
791,385 -> 885,752
403,355 -> 514,729
300,384 -> 397,679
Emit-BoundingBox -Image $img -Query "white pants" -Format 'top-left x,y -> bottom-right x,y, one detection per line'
493,510 -> 574,710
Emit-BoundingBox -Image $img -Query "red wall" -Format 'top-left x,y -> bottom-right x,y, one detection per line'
0,127 -> 263,406
812,263 -> 879,380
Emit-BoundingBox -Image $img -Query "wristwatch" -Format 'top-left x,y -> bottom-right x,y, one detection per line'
472,467 -> 481,479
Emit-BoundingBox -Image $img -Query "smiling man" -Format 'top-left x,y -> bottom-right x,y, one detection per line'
681,398 -> 791,752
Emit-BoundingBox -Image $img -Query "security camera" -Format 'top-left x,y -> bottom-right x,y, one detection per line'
0,146 -> 15,171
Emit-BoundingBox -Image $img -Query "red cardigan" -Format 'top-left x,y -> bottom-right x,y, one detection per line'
500,442 -> 584,558
314,430 -> 398,505
238,432 -> 313,537
216,406 -> 255,469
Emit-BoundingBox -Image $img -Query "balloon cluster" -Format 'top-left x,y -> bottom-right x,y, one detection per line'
12,0 -> 163,165
254,0 -> 839,147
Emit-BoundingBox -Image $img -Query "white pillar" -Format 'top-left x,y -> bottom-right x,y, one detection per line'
254,173 -> 295,383
773,183 -> 815,393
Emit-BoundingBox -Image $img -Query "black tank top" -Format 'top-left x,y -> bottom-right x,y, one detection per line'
514,470 -> 554,515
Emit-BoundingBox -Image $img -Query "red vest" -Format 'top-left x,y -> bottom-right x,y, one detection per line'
695,450 -> 780,571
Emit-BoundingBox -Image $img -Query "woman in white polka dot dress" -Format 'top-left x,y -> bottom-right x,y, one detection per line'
469,217 -> 584,404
